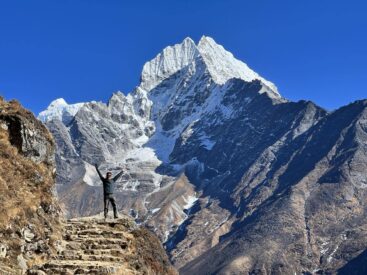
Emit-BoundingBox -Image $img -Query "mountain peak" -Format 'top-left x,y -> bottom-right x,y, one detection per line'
182,36 -> 195,45
197,36 -> 279,95
139,36 -> 279,97
140,37 -> 199,91
38,98 -> 85,123
197,35 -> 217,47
49,98 -> 68,107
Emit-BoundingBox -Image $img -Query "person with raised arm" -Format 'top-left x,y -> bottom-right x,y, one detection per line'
95,164 -> 124,219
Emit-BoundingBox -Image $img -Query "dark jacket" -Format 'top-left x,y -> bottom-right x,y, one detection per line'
95,166 -> 124,195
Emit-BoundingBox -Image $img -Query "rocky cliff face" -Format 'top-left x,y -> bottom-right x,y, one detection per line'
39,36 -> 367,274
0,97 -> 62,274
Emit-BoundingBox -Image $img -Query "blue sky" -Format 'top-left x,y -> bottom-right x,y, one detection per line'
0,0 -> 366,114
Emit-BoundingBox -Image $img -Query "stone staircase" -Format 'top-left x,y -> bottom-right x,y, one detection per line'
28,216 -> 143,275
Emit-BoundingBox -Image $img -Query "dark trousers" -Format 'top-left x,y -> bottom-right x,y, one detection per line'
104,193 -> 118,218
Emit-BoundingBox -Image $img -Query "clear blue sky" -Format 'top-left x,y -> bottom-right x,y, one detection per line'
1,0 -> 366,114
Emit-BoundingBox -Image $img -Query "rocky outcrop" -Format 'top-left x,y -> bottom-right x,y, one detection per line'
0,97 -> 62,274
29,216 -> 177,275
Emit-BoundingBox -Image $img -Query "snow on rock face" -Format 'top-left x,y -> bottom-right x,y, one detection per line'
38,98 -> 85,124
197,36 -> 279,96
183,195 -> 198,210
140,36 -> 279,97
82,161 -> 99,186
140,37 -> 200,91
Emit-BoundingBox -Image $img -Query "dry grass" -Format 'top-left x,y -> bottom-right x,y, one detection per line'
132,227 -> 178,275
0,97 -> 62,271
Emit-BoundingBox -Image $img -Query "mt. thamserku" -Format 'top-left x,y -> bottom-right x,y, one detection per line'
36,36 -> 367,274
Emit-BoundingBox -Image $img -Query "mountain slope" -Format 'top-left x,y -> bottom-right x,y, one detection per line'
181,100 -> 367,274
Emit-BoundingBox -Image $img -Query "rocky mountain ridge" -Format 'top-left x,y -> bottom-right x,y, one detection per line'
39,36 -> 367,274
181,99 -> 367,274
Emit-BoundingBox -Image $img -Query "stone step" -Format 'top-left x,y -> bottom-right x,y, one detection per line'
63,234 -> 126,242
55,254 -> 125,262
70,238 -> 128,246
65,219 -> 131,228
84,249 -> 126,256
60,249 -> 125,257
42,260 -> 122,271
36,267 -> 136,275
68,228 -> 126,236
63,227 -> 126,236
63,225 -> 107,232
29,267 -> 74,275
63,231 -> 126,240
65,242 -> 127,251
34,267 -> 116,275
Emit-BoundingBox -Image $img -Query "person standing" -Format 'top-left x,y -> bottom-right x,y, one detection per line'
95,164 -> 124,219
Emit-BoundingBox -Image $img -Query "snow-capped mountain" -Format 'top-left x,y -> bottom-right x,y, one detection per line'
40,35 -> 283,243
39,36 -> 367,274
139,36 -> 279,95
38,98 -> 85,124
40,35 -> 282,194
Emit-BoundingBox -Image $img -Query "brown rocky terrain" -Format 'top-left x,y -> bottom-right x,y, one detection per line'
0,97 -> 62,274
0,97 -> 177,275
